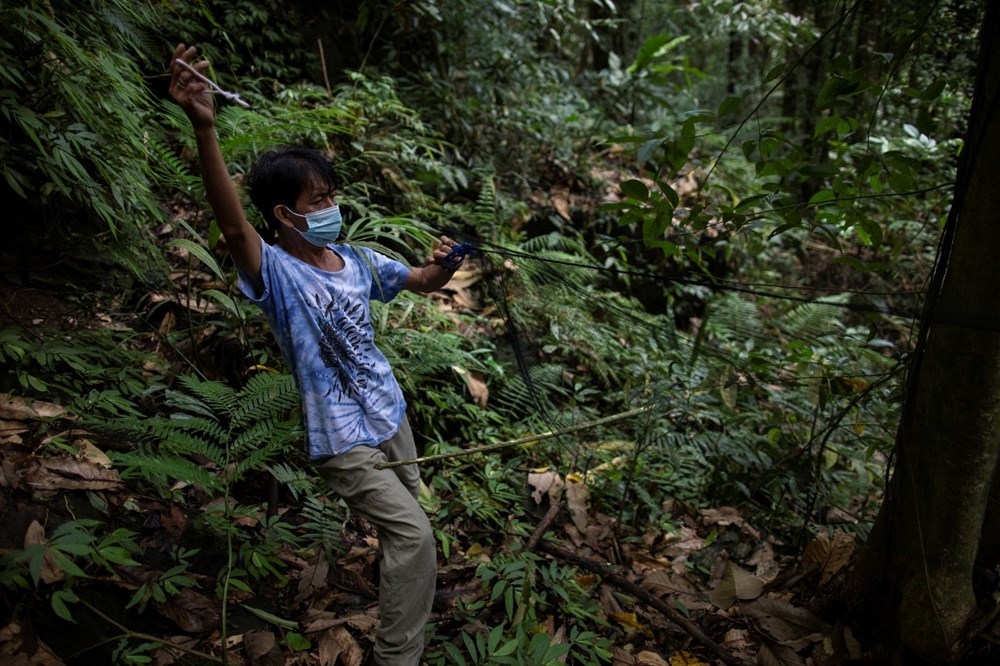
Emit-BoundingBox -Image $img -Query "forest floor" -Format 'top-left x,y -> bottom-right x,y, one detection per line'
0,271 -> 874,666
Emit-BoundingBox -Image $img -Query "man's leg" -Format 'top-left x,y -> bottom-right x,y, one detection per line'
318,433 -> 436,665
378,415 -> 421,499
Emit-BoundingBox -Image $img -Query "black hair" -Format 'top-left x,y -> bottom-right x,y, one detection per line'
246,146 -> 337,239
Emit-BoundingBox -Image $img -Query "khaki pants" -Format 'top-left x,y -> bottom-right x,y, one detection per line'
317,416 -> 436,665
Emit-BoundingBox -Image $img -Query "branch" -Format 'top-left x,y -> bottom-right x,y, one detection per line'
375,407 -> 650,469
537,541 -> 744,666
78,598 -> 224,663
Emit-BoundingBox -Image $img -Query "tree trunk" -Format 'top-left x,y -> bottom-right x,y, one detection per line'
849,4 -> 1000,662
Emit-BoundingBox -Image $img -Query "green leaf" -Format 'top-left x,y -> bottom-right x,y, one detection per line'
808,190 -> 836,206
168,238 -> 227,283
462,629 -> 478,661
201,289 -> 242,317
718,95 -> 742,119
922,78 -> 946,101
628,33 -> 690,73
488,623 -> 504,654
98,547 -> 140,566
208,219 -> 222,249
619,179 -> 649,201
543,642 -> 572,661
241,605 -> 299,630
284,632 -> 311,651
659,181 -> 680,209
444,642 -> 467,666
493,639 -> 519,657
637,138 -> 661,164
51,588 -> 78,622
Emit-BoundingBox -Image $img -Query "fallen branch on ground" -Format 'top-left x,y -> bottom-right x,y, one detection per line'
537,540 -> 743,666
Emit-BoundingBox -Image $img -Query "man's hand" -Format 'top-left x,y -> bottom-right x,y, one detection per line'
169,43 -> 215,131
404,237 -> 467,293
431,236 -> 465,271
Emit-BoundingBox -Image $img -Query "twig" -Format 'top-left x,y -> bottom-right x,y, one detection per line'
317,39 -> 332,97
375,407 -> 650,469
174,58 -> 251,109
78,598 -> 224,663
537,541 -> 744,666
972,600 -> 1000,642
526,503 -> 563,552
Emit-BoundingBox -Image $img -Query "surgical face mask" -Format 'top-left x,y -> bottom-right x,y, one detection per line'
288,204 -> 342,247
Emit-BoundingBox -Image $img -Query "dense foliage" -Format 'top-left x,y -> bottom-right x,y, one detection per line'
0,0 -> 986,664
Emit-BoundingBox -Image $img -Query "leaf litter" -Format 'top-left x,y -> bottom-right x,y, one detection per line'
0,384 -> 873,665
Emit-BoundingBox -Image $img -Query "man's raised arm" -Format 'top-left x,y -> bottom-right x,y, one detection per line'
168,43 -> 262,291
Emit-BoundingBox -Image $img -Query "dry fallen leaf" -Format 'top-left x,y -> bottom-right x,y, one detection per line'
242,629 -> 277,661
451,365 -> 489,407
609,612 -> 651,636
709,561 -> 764,610
527,470 -> 564,505
296,549 -> 330,602
802,530 -> 855,585
757,638 -> 805,666
25,457 -> 121,492
636,650 -> 669,665
698,506 -> 761,540
151,634 -> 202,666
565,473 -> 591,532
744,598 -> 827,649
641,570 -> 713,611
303,610 -> 378,635
0,394 -> 66,420
0,621 -> 63,666
23,521 -> 63,584
317,625 -> 364,666
550,183 -> 571,220
611,646 -> 636,665
155,587 -> 221,632
667,651 -> 710,666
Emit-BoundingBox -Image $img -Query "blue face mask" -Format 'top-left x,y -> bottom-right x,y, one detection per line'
289,204 -> 342,247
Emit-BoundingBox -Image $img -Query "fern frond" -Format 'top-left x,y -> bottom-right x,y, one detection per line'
231,373 -> 300,428
159,430 -> 226,468
233,444 -> 285,481
231,418 -> 300,455
110,451 -> 219,493
266,462 -> 316,502
149,416 -> 227,444
146,134 -> 200,195
175,376 -> 239,421
299,494 -> 346,553
778,294 -> 849,342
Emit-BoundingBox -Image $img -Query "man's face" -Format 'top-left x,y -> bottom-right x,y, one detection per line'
294,175 -> 337,218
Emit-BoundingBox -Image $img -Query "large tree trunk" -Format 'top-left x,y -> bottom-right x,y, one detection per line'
849,4 -> 1000,663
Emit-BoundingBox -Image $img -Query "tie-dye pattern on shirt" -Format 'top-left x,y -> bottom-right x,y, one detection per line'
238,240 -> 410,459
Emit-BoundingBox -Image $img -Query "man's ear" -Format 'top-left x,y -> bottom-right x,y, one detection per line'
273,204 -> 296,228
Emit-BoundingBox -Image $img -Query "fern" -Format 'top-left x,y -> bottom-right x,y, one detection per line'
146,133 -> 200,195
266,462 -> 316,502
111,450 -> 219,495
92,373 -> 303,495
231,373 -> 300,427
175,376 -> 240,421
299,495 -> 346,553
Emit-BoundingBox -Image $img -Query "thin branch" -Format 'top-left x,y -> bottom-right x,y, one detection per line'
538,541 -> 743,666
78,598 -> 224,664
375,407 -> 650,469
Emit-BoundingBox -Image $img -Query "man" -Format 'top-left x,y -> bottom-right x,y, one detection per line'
169,42 -> 463,664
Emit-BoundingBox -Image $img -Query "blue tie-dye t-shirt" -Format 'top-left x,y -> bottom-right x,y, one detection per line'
238,240 -> 411,460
